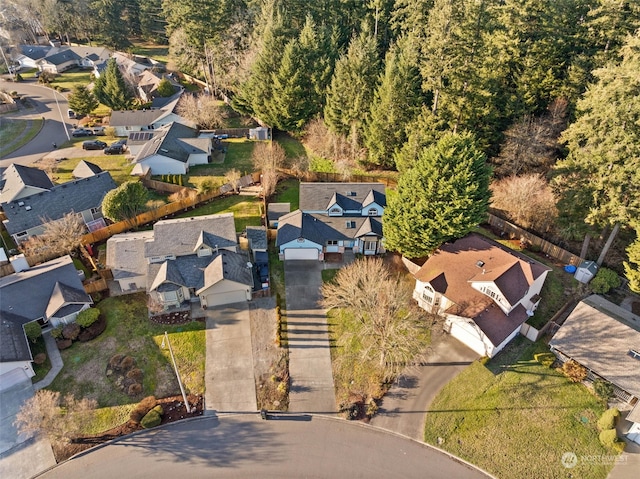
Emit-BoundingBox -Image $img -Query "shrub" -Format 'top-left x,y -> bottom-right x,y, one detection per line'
127,383 -> 143,396
561,360 -> 587,383
104,127 -> 116,137
599,428 -> 626,452
24,321 -> 42,343
140,409 -> 162,428
597,408 -> 621,431
120,355 -> 135,370
62,322 -> 81,340
130,396 -> 157,423
152,404 -> 164,415
593,379 -> 614,401
590,267 -> 622,294
76,308 -> 100,328
109,354 -> 125,370
33,353 -> 47,365
126,368 -> 143,382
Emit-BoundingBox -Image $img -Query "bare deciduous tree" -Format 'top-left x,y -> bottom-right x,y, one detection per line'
303,118 -> 364,165
252,142 -> 286,198
23,212 -> 88,259
14,390 -> 97,444
176,92 -> 227,129
224,168 -> 242,193
321,258 -> 428,380
492,98 -> 568,177
490,174 -> 558,233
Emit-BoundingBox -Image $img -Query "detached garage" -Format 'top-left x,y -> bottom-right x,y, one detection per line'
283,248 -> 319,261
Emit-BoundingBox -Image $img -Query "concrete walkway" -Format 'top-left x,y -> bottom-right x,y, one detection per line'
607,411 -> 640,479
370,334 -> 479,441
33,331 -> 63,390
204,302 -> 257,415
284,261 -> 336,414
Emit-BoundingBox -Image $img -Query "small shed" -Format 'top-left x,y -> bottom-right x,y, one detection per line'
267,203 -> 291,228
249,127 -> 270,141
574,260 -> 598,284
246,226 -> 268,261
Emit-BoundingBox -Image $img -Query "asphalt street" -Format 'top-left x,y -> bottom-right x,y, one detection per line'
0,79 -> 73,168
34,415 -> 494,479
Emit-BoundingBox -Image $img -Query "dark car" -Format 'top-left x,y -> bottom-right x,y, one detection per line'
82,140 -> 107,150
113,138 -> 127,146
104,144 -> 125,155
72,128 -> 93,137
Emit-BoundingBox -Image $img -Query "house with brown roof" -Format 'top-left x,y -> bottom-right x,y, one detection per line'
413,234 -> 551,357
550,295 -> 640,445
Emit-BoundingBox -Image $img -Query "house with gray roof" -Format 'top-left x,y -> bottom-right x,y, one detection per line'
550,295 -> 640,445
1,171 -> 117,243
36,49 -> 80,73
130,121 -> 211,176
276,182 -> 387,261
137,70 -> 183,103
0,255 -> 92,381
109,92 -> 190,138
106,230 -> 154,293
246,226 -> 267,261
413,233 -> 551,358
0,164 -> 54,204
267,203 -> 290,228
13,45 -> 52,69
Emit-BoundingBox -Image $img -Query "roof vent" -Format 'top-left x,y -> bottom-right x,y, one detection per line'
347,191 -> 357,197
18,201 -> 24,207
25,205 -> 32,211
476,260 -> 485,268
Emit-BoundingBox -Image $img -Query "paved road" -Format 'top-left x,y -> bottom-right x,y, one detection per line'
0,80 -> 73,167
34,415 -> 493,479
203,303 -> 257,414
284,261 -> 336,414
370,334 -> 480,440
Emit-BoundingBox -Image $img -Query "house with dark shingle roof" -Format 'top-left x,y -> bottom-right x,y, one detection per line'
106,213 -> 255,310
550,295 -> 640,445
109,92 -> 190,137
0,255 -> 92,381
1,171 -> 117,243
0,164 -> 55,204
276,183 -> 386,261
36,49 -> 80,73
413,234 -> 551,358
130,121 -> 211,176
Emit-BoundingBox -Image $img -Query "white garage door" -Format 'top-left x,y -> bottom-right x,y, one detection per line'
449,321 -> 488,357
284,248 -> 319,260
205,289 -> 247,307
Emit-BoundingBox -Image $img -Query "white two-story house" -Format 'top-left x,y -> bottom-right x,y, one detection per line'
413,234 -> 551,357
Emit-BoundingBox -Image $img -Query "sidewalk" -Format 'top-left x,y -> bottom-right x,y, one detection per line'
33,331 -> 63,390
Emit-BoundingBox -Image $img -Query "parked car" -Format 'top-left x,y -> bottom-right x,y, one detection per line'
113,138 -> 127,146
82,140 -> 107,150
72,128 -> 93,137
104,144 -> 125,155
92,126 -> 106,135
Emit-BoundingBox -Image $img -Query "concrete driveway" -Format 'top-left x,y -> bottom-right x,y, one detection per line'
370,334 -> 479,440
284,261 -> 336,414
203,302 -> 257,414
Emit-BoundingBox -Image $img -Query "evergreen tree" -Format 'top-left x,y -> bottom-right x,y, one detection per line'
553,32 -> 640,233
91,0 -> 131,49
324,31 -> 380,138
394,106 -> 448,172
102,181 -> 149,223
363,34 -> 423,169
624,227 -> 640,294
156,77 -> 175,97
139,0 -> 167,43
67,84 -> 99,116
93,59 -> 134,111
383,132 -> 491,258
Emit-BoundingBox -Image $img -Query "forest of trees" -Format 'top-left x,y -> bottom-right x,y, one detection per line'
1,0 -> 639,286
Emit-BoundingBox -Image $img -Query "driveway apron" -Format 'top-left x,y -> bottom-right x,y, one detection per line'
204,302 -> 257,415
285,261 -> 336,414
370,334 -> 479,440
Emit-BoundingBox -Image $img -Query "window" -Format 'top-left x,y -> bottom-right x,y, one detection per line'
330,207 -> 342,215
629,350 -> 640,361
422,292 -> 433,303
368,208 -> 378,216
364,240 -> 377,251
327,240 -> 338,246
424,284 -> 434,293
346,221 -> 356,228
346,191 -> 357,197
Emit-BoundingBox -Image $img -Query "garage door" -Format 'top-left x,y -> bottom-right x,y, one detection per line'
205,289 -> 247,307
449,321 -> 488,357
284,248 -> 319,260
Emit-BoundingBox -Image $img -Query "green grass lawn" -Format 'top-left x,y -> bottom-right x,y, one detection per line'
424,338 -> 614,479
272,178 -> 300,210
130,43 -> 170,64
526,270 -> 567,328
0,118 -> 43,158
50,68 -> 93,92
176,194 -> 262,232
54,156 -> 133,185
30,336 -> 52,383
47,293 -> 205,408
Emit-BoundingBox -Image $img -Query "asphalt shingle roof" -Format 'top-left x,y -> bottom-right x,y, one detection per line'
72,160 -> 103,178
246,226 -> 267,251
299,182 -> 386,212
145,213 -> 237,258
1,171 -> 116,235
109,109 -> 165,127
134,122 -> 203,164
0,164 -> 54,203
550,295 -> 640,397
0,256 -> 91,362
267,203 -> 291,222
41,50 -> 79,65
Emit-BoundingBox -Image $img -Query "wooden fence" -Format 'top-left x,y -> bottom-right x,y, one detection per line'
84,278 -> 108,294
276,168 -> 398,187
486,213 -> 583,266
140,176 -> 193,195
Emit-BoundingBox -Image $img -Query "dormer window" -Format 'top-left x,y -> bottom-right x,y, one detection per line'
368,208 -> 378,216
329,207 -> 342,216
424,284 -> 434,293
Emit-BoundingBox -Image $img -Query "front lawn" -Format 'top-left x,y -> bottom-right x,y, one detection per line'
176,194 -> 262,232
50,67 -> 93,91
424,338 -> 613,479
0,118 -> 42,158
47,293 -> 205,408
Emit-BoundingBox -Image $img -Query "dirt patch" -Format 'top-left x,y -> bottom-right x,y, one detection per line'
249,297 -> 289,410
150,311 -> 191,324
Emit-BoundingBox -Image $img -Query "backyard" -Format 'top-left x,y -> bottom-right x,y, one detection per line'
423,337 -> 614,479
48,155 -> 133,185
